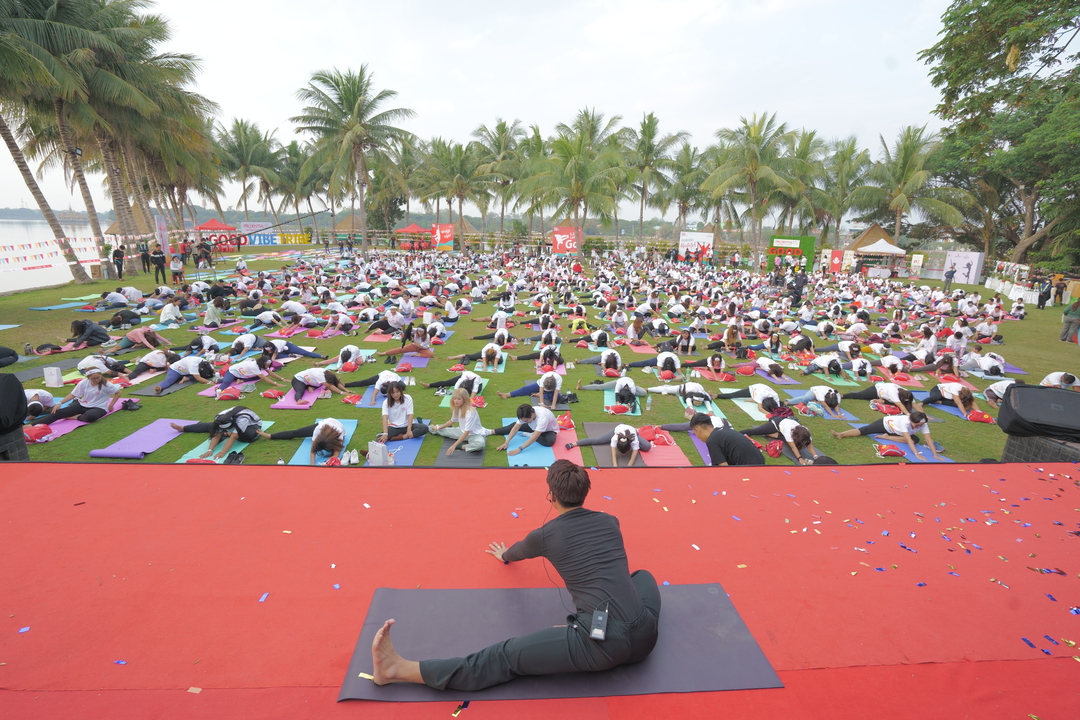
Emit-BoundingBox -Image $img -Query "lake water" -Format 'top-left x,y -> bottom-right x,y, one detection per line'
0,218 -> 96,246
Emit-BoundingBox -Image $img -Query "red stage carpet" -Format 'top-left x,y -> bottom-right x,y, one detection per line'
1,462 -> 1077,718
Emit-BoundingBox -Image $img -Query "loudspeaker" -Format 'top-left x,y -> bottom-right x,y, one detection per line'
998,385 -> 1080,443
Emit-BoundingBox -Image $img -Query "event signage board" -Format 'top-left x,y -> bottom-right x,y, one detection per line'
842,250 -> 856,272
909,253 -> 925,278
769,235 -> 816,259
552,227 -> 581,256
944,250 -> 984,285
829,250 -> 844,273
432,224 -> 454,252
677,231 -> 713,261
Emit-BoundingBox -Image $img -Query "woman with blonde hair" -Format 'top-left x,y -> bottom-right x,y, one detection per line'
432,387 -> 491,455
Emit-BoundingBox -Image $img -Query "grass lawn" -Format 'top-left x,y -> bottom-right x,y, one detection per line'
3,248 -> 1076,467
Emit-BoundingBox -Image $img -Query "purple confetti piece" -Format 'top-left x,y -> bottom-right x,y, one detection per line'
662,581 -> 670,586
948,572 -> 960,577
333,584 -> 341,590
653,489 -> 661,492
875,567 -> 885,572
910,532 -> 916,538
259,593 -> 269,603
1046,594 -> 1057,602
1045,636 -> 1059,645
604,496 -> 612,500
18,627 -> 29,633
1041,649 -> 1053,655
732,516 -> 742,522
882,530 -> 889,536
712,491 -> 719,496
114,660 -> 126,665
916,582 -> 926,587
511,512 -> 518,518
783,471 -> 791,475
1021,637 -> 1036,648
942,535 -> 951,541
972,544 -> 982,550
786,494 -> 796,498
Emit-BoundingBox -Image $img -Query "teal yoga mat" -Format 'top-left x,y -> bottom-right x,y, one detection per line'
173,421 -> 275,463
288,418 -> 359,465
500,417 -> 558,467
604,388 -> 641,415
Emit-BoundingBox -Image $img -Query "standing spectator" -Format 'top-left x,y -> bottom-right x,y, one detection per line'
150,243 -> 167,284
1037,276 -> 1053,309
337,237 -> 344,255
112,245 -> 125,280
178,239 -> 189,265
1061,298 -> 1080,343
943,265 -> 956,293
1054,278 -> 1067,305
138,241 -> 151,273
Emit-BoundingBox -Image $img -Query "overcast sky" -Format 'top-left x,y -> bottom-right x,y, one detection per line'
1,0 -> 952,223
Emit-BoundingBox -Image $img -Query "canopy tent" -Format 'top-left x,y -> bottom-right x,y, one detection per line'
333,213 -> 364,232
105,214 -> 153,235
195,218 -> 236,232
845,222 -> 898,252
394,223 -> 430,234
452,217 -> 480,235
855,238 -> 906,255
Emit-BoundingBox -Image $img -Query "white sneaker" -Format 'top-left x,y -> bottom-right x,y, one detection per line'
350,449 -> 360,464
340,452 -> 351,467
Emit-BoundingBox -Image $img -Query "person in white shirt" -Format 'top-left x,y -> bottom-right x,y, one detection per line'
377,382 -> 429,441
831,410 -> 946,462
251,310 -> 284,331
158,297 -> 185,326
983,378 -> 1019,409
787,385 -> 845,419
24,389 -> 57,420
445,343 -> 503,372
566,422 -> 653,467
1039,372 -> 1080,390
99,290 -> 129,308
740,412 -> 823,465
432,387 -> 491,453
493,403 -> 561,455
840,381 -> 917,414
715,382 -> 780,414
343,368 -> 402,406
32,371 -> 121,425
497,371 -> 564,410
290,367 -> 349,405
126,348 -> 178,380
152,354 -> 215,394
280,299 -> 307,316
421,370 -> 484,396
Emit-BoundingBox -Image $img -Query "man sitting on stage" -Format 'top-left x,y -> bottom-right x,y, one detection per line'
371,459 -> 661,691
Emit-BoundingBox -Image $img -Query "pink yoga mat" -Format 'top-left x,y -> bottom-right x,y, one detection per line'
551,427 -> 583,465
364,333 -> 394,342
271,386 -> 323,409
197,376 -> 265,397
264,327 -> 306,338
879,368 -> 925,389
641,440 -> 693,467
29,405 -> 125,443
88,418 -> 191,459
695,368 -> 730,382
627,343 -> 658,354
535,362 -> 567,376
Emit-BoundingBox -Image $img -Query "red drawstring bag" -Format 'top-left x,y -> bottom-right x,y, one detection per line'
893,372 -> 913,382
217,387 -> 243,401
967,410 -> 995,424
875,444 -> 906,458
541,364 -> 555,373
449,363 -> 466,372
323,456 -> 342,467
746,436 -> 764,450
24,425 -> 52,443
870,375 -> 885,382
431,338 -> 445,345
870,400 -> 902,415
395,362 -> 412,373
471,395 -> 487,409
638,425 -> 658,441
572,328 -> 589,335
614,328 -> 626,335
513,311 -> 526,317
306,329 -> 323,338
718,372 -> 736,382
746,350 -> 757,359
261,389 -> 285,399
939,374 -> 960,383
342,394 -> 364,404
575,340 -> 589,349
557,411 -> 574,430
765,439 -> 784,458
709,333 -> 723,341
736,365 -> 755,376
613,338 -> 629,346
651,430 -> 676,446
660,370 -> 676,380
341,361 -> 359,372
977,337 -> 992,344
604,368 -> 621,378
502,343 -> 515,350
185,458 -> 217,464
911,359 -> 925,368
605,404 -> 630,414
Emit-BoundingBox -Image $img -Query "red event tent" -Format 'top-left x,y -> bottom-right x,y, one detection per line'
394,223 -> 429,234
196,218 -> 236,232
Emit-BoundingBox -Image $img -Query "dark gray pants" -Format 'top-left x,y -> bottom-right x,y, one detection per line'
419,569 -> 661,691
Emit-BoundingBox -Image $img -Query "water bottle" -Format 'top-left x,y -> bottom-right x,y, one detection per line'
277,457 -> 284,465
646,395 -> 653,411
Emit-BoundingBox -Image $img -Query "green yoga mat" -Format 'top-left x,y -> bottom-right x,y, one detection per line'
810,372 -> 860,387
679,395 -> 726,418
603,388 -> 641,416
474,352 -> 508,373
730,398 -> 768,422
173,421 -> 275,463
61,294 -> 104,302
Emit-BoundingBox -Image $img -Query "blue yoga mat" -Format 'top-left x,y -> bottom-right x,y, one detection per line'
847,423 -> 953,463
288,418 -> 359,466
500,417 -> 558,467
364,424 -> 428,467
909,391 -> 970,419
782,390 -> 860,421
0,324 -> 20,331
30,302 -> 84,311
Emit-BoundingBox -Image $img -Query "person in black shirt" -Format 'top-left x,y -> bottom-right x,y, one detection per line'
661,413 -> 765,466
112,245 -> 125,280
150,244 -> 167,284
371,460 -> 660,691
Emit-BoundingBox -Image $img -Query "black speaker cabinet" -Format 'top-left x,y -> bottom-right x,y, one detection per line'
998,385 -> 1080,443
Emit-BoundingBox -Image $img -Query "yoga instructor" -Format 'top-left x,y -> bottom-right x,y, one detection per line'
371,459 -> 661,691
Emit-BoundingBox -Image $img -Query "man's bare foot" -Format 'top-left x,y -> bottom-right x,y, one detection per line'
497,391 -> 511,399
169,422 -> 186,432
829,429 -> 842,439
256,429 -> 272,440
576,378 -> 582,390
420,381 -> 431,388
371,619 -> 413,685
153,385 -> 162,394
297,399 -> 309,405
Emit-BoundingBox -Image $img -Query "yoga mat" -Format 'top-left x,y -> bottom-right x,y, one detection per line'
339,582 -> 782,701
123,369 -> 166,387
0,324 -> 19,331
963,369 -> 1008,380
271,385 -> 324,409
756,368 -> 801,385
879,368 -> 924,388
399,354 -> 431,368
364,431 -> 427,467
88,418 -> 191,459
581,422 -> 646,467
29,302 -> 85,311
328,348 -> 378,370
627,342 -> 658,354
678,395 -> 726,417
197,377 -> 265,397
729,398 -> 768,422
690,432 -> 712,465
220,326 -> 254,336
474,352 -> 508,373
340,581 -> 785,704
552,427 -> 583,465
263,326 -> 306,338
499,417 -> 558,468
173,421 -> 275,464
431,436 -> 486,467
537,362 -> 567,376
809,371 -> 860,387
694,367 -> 730,382
129,380 -> 200,397
604,388 -> 641,416
12,358 -> 81,383
781,390 -> 860,421
27,405 -> 124,443
363,333 -> 393,342
287,418 -> 359,466
641,437 -> 692,466
922,402 -> 971,420
61,294 -> 103,301
1002,362 -> 1028,375
187,320 -> 245,332
351,384 -> 389,408
847,424 -> 954,463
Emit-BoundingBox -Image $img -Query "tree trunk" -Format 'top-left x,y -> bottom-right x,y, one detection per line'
97,131 -> 139,241
1010,217 -> 1059,262
242,178 -> 249,221
307,197 -> 320,241
614,204 -> 620,245
435,197 -> 440,224
356,157 -> 369,258
125,149 -> 155,231
0,113 -> 92,283
54,100 -> 104,239
499,194 -> 506,234
893,207 -> 903,245
405,195 -> 410,225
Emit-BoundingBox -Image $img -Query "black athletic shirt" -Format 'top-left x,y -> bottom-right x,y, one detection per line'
706,427 -> 765,466
503,508 -> 643,622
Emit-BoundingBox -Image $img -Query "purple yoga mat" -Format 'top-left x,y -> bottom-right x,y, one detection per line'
690,432 -> 712,465
271,385 -> 323,409
1003,362 -> 1028,375
399,354 -> 431,368
756,368 -> 802,385
187,320 -> 245,332
88,418 -> 191,459
536,362 -> 567,375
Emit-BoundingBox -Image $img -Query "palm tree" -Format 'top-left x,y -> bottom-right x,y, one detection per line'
514,125 -> 552,235
440,141 -> 490,249
217,119 -> 280,221
775,129 -> 828,235
852,126 -> 972,244
530,131 -> 621,230
292,66 -> 414,257
655,143 -> 705,232
626,113 -> 687,242
388,137 -> 422,224
703,113 -> 794,263
473,118 -> 524,234
820,137 -> 870,247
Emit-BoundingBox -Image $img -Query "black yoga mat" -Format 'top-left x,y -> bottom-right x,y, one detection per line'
11,358 -> 81,383
339,583 -> 781,701
581,422 -> 646,467
431,437 -> 487,468
129,381 -> 195,397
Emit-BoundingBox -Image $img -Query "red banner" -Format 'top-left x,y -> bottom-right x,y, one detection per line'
552,227 -> 580,256
829,250 -> 844,273
432,224 -> 454,251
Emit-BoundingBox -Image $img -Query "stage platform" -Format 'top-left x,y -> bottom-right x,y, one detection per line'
1,462 -> 1077,719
